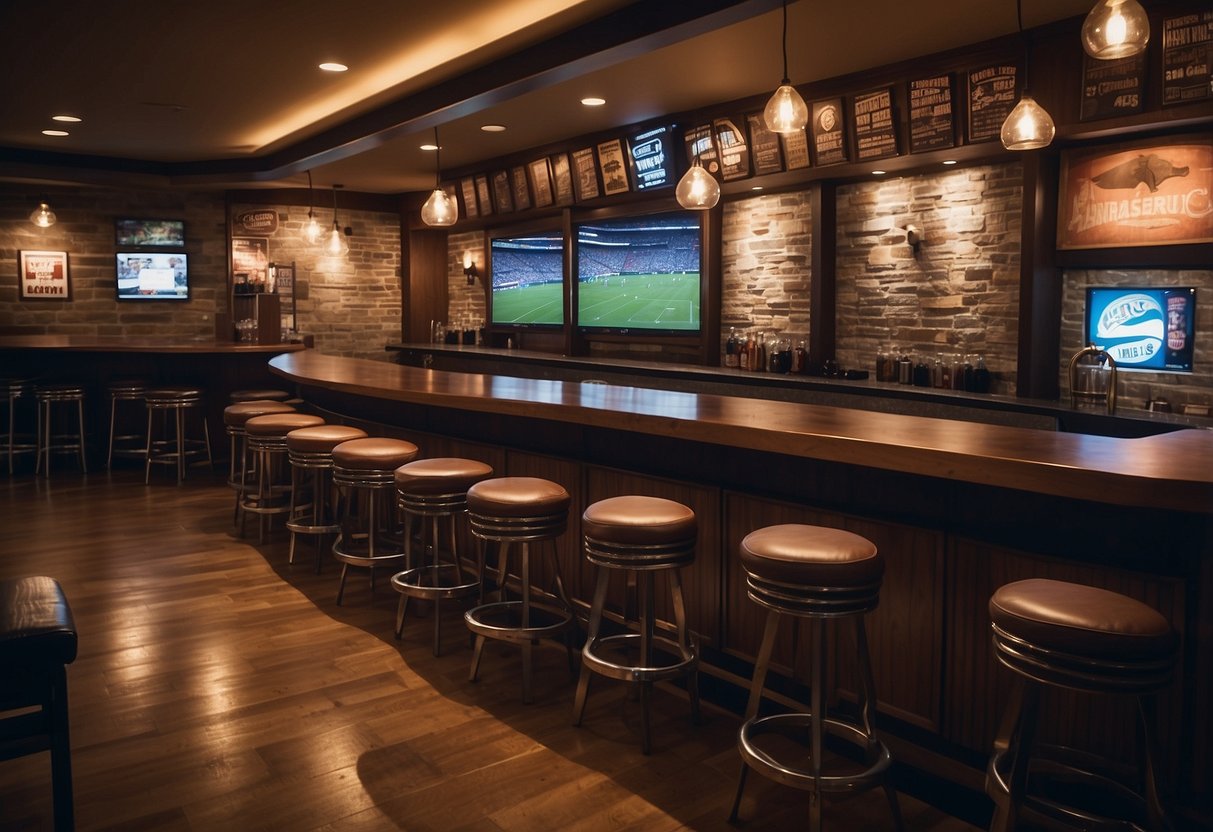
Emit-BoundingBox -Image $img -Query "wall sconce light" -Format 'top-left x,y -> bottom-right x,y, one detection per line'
463,252 -> 479,284
1001,0 -> 1055,151
906,224 -> 923,251
1082,0 -> 1149,59
326,184 -> 350,256
29,200 -> 57,228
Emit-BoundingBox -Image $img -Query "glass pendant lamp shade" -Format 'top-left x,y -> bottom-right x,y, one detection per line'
303,170 -> 323,243
675,160 -> 720,210
421,188 -> 457,227
764,82 -> 809,134
1000,93 -> 1056,150
326,221 -> 349,256
1082,0 -> 1149,59
29,201 -> 56,228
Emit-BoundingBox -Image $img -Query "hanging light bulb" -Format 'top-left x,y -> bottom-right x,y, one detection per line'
29,201 -> 57,228
326,185 -> 349,256
303,170 -> 323,244
420,126 -> 458,227
763,0 -> 808,133
1082,0 -> 1149,59
675,158 -> 720,210
1001,0 -> 1055,151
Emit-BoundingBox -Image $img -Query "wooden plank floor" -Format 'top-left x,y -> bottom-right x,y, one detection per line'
0,467 -> 981,831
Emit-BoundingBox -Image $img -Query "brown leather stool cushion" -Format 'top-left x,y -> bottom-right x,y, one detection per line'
144,387 -> 205,401
395,458 -> 494,496
582,496 -> 696,546
331,437 -> 420,471
224,401 -> 295,427
990,578 -> 1176,662
741,524 -> 883,588
286,425 -> 368,454
244,413 -> 324,437
229,388 -> 291,403
467,477 -> 570,518
0,576 -> 77,667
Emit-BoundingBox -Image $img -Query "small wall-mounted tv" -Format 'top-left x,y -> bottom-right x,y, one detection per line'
488,230 -> 564,327
116,252 -> 190,300
115,218 -> 185,247
1085,286 -> 1195,372
576,210 -> 702,334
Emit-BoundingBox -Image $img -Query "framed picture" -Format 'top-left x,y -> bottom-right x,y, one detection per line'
510,166 -> 532,211
550,153 -> 575,205
115,218 -> 185,247
571,147 -> 600,202
475,175 -> 493,217
18,250 -> 70,300
460,178 -> 479,219
1057,135 -> 1213,250
528,158 -> 554,207
492,170 -> 514,214
747,113 -> 784,176
967,64 -> 1018,144
596,138 -> 630,195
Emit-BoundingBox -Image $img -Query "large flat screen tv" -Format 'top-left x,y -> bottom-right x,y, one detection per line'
576,210 -> 701,333
116,252 -> 190,301
1085,286 -> 1195,372
488,231 -> 564,327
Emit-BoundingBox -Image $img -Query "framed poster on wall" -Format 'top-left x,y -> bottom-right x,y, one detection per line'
18,250 -> 70,300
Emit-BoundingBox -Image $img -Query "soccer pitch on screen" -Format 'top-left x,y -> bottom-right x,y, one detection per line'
577,272 -> 700,330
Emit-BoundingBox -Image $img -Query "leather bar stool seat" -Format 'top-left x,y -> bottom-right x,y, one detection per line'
106,378 -> 148,469
2,379 -> 36,475
228,388 -> 291,403
729,524 -> 902,831
330,437 -> 420,604
34,384 -> 87,476
143,387 -> 213,483
391,457 -> 494,655
572,495 -> 700,754
464,476 -> 574,703
986,578 -> 1179,832
285,424 -> 368,569
0,576 -> 78,832
240,413 -> 325,540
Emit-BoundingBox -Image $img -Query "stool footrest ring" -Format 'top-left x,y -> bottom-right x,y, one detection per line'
738,713 -> 893,794
392,565 -> 480,601
464,600 -> 572,642
581,632 -> 697,683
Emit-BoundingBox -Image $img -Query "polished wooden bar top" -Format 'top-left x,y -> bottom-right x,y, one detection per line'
271,351 -> 1213,513
0,335 -> 305,354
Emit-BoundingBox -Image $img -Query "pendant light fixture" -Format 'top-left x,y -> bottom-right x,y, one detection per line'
420,127 -> 458,227
29,200 -> 57,228
675,156 -> 720,210
762,0 -> 808,134
1082,0 -> 1149,59
326,185 -> 349,256
303,170 -> 323,244
1000,0 -> 1055,151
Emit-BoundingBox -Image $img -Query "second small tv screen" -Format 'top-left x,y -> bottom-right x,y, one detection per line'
489,231 -> 564,326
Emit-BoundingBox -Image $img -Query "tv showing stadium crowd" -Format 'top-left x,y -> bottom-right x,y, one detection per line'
488,231 -> 565,326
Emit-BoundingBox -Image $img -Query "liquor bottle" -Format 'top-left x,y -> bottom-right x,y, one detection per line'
973,356 -> 991,393
931,354 -> 944,388
961,355 -> 975,392
897,349 -> 913,384
739,331 -> 751,371
913,358 -> 931,387
725,327 -> 738,368
793,340 -> 806,374
755,332 -> 767,373
951,355 -> 966,390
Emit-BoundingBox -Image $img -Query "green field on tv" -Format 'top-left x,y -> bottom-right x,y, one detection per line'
492,272 -> 700,330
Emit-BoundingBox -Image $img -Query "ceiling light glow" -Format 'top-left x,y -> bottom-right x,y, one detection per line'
480,124 -> 506,133
319,62 -> 348,72
581,97 -> 606,106
42,129 -> 69,137
51,115 -> 81,123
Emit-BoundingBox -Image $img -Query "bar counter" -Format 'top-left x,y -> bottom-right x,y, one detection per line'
0,334 -> 306,354
271,350 -> 1212,823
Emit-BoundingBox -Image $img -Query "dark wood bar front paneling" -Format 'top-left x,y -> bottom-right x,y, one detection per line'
272,351 -> 1213,820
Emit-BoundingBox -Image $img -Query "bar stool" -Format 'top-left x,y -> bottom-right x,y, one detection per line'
224,400 -> 296,520
106,378 -> 148,469
34,384 -> 87,475
572,495 -> 700,754
285,424 -> 368,569
240,412 -> 326,541
464,476 -> 575,704
391,457 -> 494,656
2,379 -> 37,475
729,524 -> 902,831
331,437 -> 420,605
144,387 -> 213,483
229,388 -> 291,404
986,578 -> 1178,832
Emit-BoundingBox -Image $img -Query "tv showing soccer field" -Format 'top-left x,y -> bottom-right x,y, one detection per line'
488,230 -> 565,327
576,211 -> 701,333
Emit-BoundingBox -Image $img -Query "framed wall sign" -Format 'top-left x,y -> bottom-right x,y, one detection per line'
851,88 -> 899,161
571,147 -> 600,201
528,158 -> 554,207
1057,136 -> 1213,250
967,64 -> 1018,143
780,127 -> 811,170
550,153 -> 575,205
810,98 -> 847,166
115,218 -> 186,247
475,175 -> 494,217
18,250 -> 70,300
492,170 -> 514,214
714,116 -> 751,180
684,123 -> 721,177
1162,12 -> 1212,107
1079,52 -> 1145,121
596,138 -> 630,195
460,178 -> 479,219
908,75 -> 955,153
510,166 -> 532,211
747,112 -> 784,175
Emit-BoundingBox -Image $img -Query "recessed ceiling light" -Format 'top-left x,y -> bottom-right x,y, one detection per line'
942,159 -> 958,165
872,169 -> 887,175
751,186 -> 764,191
42,129 -> 69,137
51,115 -> 81,123
581,97 -> 606,107
480,124 -> 506,133
419,143 -> 439,151
318,62 -> 348,72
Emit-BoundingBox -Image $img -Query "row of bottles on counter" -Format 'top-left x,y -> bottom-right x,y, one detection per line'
724,328 -> 807,374
876,348 -> 991,393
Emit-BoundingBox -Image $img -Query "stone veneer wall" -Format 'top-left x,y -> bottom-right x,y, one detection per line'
1,186 -> 226,337
835,164 -> 1023,395
720,191 -> 814,354
1061,269 -> 1213,414
446,230 -> 486,333
229,200 -> 402,360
